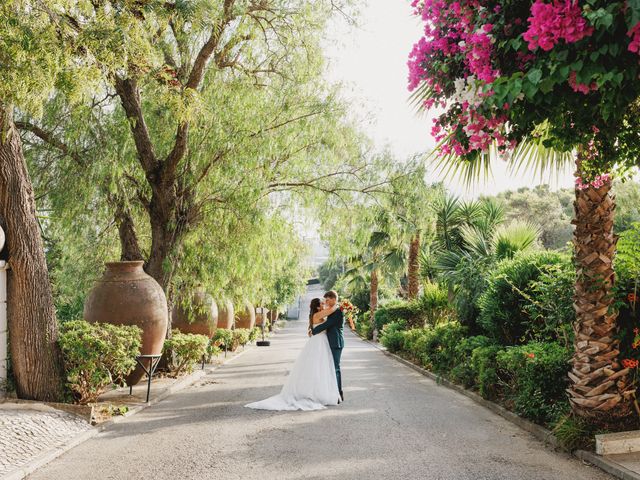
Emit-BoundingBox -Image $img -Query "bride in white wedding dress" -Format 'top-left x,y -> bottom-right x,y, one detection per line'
245,298 -> 341,411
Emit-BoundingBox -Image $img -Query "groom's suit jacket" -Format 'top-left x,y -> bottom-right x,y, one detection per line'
312,307 -> 344,349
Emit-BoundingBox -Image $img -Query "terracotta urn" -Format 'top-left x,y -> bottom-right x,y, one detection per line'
84,261 -> 168,386
268,309 -> 279,328
172,290 -> 218,338
235,303 -> 256,329
255,307 -> 267,327
217,300 -> 235,329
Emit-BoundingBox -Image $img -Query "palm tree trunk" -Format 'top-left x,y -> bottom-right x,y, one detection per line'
568,158 -> 630,417
370,269 -> 379,341
0,105 -> 64,401
407,232 -> 420,300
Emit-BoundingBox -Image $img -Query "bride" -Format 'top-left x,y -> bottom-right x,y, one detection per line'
245,298 -> 341,411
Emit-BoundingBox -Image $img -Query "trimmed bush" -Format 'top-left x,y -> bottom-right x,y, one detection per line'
212,329 -> 234,351
380,320 -> 407,353
477,250 -> 567,345
233,328 -> 252,348
164,330 -> 209,377
496,342 -> 571,425
59,320 -> 141,404
449,335 -> 495,388
374,299 -> 422,331
471,345 -> 504,400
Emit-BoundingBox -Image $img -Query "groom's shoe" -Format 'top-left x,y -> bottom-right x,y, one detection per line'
339,391 -> 344,402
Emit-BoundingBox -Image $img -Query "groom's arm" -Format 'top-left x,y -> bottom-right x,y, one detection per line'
312,309 -> 343,335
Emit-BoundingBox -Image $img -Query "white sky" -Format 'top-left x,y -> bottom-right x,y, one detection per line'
323,0 -> 575,198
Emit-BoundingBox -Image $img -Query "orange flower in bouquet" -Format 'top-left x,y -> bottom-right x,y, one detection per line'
339,299 -> 359,330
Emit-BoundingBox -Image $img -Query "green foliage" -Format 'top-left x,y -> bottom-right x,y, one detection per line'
58,320 -> 141,404
318,260 -> 344,291
491,187 -> 574,250
614,180 -> 640,233
414,322 -> 468,373
523,259 -> 576,346
615,223 -> 640,284
496,342 -> 571,425
449,336 -> 496,388
249,327 -> 261,343
415,282 -> 454,325
449,255 -> 490,333
212,329 -> 234,351
163,330 -> 209,377
374,300 -> 422,331
380,320 -> 407,353
552,415 -> 598,452
477,250 -> 567,344
471,345 -> 504,400
233,329 -> 252,348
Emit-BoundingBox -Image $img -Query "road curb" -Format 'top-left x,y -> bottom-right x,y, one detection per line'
0,340 -> 260,480
356,332 -> 640,480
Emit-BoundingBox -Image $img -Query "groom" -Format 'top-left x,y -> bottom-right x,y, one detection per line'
312,290 -> 344,401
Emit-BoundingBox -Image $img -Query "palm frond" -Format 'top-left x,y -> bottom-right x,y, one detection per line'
492,220 -> 541,260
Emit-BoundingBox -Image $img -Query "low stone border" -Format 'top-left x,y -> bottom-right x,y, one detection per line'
354,331 -> 640,480
0,339 -> 259,480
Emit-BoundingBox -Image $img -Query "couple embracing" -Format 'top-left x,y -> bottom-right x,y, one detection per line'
245,290 -> 345,411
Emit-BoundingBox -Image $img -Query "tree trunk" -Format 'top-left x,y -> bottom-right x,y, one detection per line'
115,202 -> 144,261
370,269 -> 379,341
568,158 -> 630,418
407,232 -> 421,300
0,105 -> 63,401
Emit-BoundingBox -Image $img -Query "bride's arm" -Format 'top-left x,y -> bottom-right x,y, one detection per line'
312,305 -> 338,325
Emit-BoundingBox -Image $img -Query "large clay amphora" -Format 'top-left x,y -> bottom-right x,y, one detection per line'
235,303 -> 256,329
255,307 -> 267,327
172,291 -> 218,338
84,261 -> 168,386
217,300 -> 235,329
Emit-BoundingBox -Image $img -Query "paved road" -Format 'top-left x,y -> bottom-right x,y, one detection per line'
29,289 -> 611,480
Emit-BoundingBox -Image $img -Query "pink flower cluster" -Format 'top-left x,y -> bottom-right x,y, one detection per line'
628,22 -> 640,54
575,173 -> 610,190
523,0 -> 593,51
568,71 -> 598,94
407,0 -> 499,91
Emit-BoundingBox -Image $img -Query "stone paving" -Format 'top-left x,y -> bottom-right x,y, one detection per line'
0,407 -> 91,478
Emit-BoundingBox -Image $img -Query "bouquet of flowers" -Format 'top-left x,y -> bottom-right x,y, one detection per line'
339,299 -> 358,331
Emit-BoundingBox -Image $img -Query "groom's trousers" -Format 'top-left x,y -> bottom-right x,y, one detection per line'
331,347 -> 343,393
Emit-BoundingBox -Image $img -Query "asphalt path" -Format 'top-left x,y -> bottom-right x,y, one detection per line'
29,288 -> 612,480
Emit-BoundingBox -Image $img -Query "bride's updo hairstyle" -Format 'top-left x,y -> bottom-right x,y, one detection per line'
308,298 -> 322,332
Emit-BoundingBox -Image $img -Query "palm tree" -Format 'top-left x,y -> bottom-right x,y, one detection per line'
433,139 -> 628,416
344,222 -> 406,341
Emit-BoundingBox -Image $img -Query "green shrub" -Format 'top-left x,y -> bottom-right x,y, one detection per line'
355,311 -> 373,339
449,256 -> 491,334
212,329 -> 234,351
477,250 -> 567,344
415,282 -> 454,326
249,327 -> 261,343
401,328 -> 428,362
496,342 -> 571,425
59,320 -> 141,404
426,322 -> 468,373
233,328 -> 251,348
523,258 -> 575,346
449,336 -> 495,388
380,320 -> 407,353
374,299 -> 422,331
164,330 -> 209,377
205,342 -> 221,362
470,345 -> 504,400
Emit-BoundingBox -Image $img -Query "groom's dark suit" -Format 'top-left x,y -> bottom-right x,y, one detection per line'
312,307 -> 344,395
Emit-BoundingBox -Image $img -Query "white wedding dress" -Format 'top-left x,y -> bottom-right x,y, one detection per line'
245,327 -> 340,411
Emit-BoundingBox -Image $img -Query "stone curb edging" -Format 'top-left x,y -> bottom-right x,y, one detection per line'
354,332 -> 640,480
0,341 -> 258,480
